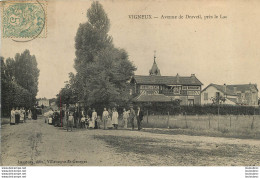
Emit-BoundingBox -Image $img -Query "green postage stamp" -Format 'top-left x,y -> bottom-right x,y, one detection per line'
2,0 -> 47,38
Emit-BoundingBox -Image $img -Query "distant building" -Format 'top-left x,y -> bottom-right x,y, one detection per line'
130,54 -> 203,105
37,98 -> 50,107
50,102 -> 56,106
201,83 -> 259,106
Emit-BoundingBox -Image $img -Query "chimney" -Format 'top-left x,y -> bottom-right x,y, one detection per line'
191,74 -> 195,83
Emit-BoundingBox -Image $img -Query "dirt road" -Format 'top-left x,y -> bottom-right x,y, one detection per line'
1,116 -> 260,166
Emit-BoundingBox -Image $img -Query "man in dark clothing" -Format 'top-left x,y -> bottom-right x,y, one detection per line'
73,109 -> 79,128
87,108 -> 92,118
60,109 -> 65,127
136,106 -> 144,130
15,107 -> 20,124
32,107 -> 37,120
129,106 -> 136,130
53,111 -> 60,127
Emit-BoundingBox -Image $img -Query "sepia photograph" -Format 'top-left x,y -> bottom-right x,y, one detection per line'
1,0 -> 260,171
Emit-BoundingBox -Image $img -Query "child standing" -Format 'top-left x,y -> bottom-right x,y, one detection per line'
81,115 -> 86,129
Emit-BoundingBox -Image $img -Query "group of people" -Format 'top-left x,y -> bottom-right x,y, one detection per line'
66,107 -> 117,132
101,106 -> 144,130
10,107 -> 37,125
45,109 -> 63,127
47,106 -> 144,132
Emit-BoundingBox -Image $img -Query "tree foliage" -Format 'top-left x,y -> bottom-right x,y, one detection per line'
1,50 -> 40,116
58,1 -> 136,109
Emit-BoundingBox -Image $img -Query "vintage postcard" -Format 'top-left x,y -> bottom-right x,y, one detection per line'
1,0 -> 260,169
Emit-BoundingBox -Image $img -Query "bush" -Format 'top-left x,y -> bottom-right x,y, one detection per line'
134,102 -> 260,115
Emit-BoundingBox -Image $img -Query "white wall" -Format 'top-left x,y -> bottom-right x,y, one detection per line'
38,100 -> 50,107
201,86 -> 236,105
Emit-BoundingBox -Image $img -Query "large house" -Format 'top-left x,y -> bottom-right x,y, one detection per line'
201,83 -> 259,106
37,98 -> 50,107
130,55 -> 203,105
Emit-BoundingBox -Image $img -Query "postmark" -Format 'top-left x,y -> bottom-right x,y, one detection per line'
2,0 -> 47,39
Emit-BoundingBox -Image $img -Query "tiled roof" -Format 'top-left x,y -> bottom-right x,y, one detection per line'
132,94 -> 173,102
132,75 -> 203,85
211,84 -> 236,96
202,83 -> 258,96
227,84 -> 258,92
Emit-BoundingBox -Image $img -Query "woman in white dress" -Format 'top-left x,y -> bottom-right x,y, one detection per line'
112,108 -> 119,129
106,108 -> 113,129
10,108 -> 16,125
28,109 -> 32,120
20,108 -> 24,123
122,108 -> 129,129
89,109 -> 97,129
102,108 -> 109,129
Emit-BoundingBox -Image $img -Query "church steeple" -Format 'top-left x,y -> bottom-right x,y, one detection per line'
149,51 -> 161,76
153,50 -> 156,64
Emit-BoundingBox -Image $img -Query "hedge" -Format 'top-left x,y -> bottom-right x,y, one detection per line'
134,102 -> 260,115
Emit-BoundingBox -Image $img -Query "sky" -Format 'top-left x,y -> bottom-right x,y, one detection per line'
1,0 -> 260,99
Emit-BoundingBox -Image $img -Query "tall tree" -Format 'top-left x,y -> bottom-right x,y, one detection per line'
1,50 -> 40,116
74,1 -> 112,73
72,1 -> 136,109
13,50 -> 39,101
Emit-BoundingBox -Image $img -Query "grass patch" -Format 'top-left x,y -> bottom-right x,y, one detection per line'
95,135 -> 258,166
142,128 -> 260,140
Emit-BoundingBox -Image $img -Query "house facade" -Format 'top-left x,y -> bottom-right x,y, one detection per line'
130,55 -> 203,105
201,83 -> 259,106
37,98 -> 50,107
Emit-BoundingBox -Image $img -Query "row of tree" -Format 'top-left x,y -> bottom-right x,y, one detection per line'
1,50 -> 40,116
56,2 -> 136,110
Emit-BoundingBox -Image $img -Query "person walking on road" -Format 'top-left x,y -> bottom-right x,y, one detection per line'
73,109 -> 79,128
102,108 -> 109,130
89,108 -> 97,129
20,107 -> 25,123
80,114 -> 86,129
122,108 -> 129,129
136,106 -> 144,130
28,109 -> 32,120
63,109 -> 69,129
129,106 -> 136,130
32,106 -> 37,120
10,108 -> 16,125
107,108 -> 113,129
15,107 -> 20,124
87,107 -> 92,120
112,107 -> 119,129
67,112 -> 74,132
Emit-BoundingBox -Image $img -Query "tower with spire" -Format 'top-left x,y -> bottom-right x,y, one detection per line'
149,50 -> 161,76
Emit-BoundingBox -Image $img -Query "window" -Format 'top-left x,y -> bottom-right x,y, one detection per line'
188,86 -> 200,90
204,93 -> 208,100
216,92 -> 220,98
188,99 -> 194,106
173,86 -> 181,94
